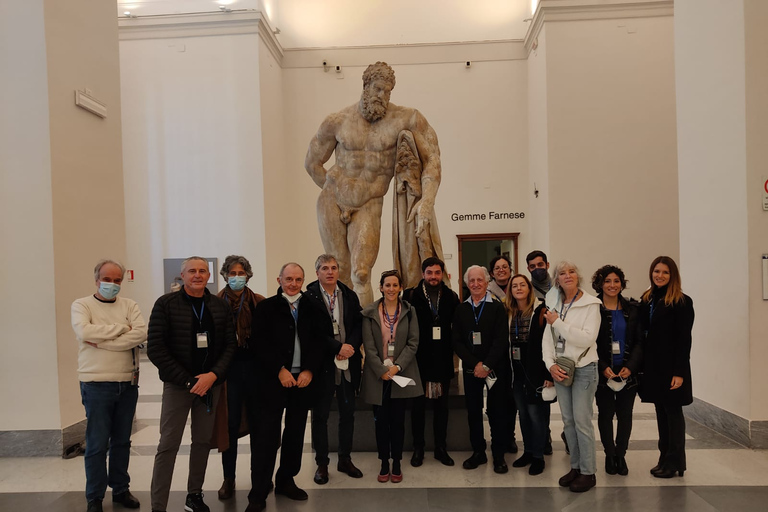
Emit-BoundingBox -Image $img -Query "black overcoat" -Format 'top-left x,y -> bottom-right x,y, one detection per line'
638,289 -> 694,406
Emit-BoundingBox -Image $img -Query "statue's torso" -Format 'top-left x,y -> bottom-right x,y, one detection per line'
328,104 -> 415,208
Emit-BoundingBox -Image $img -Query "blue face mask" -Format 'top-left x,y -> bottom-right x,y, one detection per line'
98,282 -> 121,300
228,276 -> 247,291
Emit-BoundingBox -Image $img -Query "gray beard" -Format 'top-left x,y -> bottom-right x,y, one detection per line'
360,94 -> 387,122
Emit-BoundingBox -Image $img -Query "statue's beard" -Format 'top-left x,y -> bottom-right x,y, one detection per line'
360,93 -> 388,122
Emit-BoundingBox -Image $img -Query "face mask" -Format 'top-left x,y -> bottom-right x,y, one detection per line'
607,377 -> 627,392
531,268 -> 549,282
538,385 -> 557,402
98,282 -> 120,300
228,276 -> 247,291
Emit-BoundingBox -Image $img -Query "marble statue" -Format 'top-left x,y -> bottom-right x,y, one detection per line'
305,62 -> 447,305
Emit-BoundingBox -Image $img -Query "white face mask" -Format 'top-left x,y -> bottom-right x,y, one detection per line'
607,377 -> 627,392
538,386 -> 557,402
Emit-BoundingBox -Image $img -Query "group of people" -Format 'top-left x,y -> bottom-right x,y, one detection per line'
71,249 -> 694,512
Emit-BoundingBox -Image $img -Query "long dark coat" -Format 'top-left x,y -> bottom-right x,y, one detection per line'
638,289 -> 694,406
305,280 -> 363,393
251,289 -> 331,410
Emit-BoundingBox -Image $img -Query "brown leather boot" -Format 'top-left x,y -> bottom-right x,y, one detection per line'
218,478 -> 235,500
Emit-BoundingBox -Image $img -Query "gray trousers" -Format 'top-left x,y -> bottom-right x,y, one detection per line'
150,382 -> 221,511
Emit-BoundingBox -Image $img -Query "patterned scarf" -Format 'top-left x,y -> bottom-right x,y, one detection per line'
218,286 -> 262,348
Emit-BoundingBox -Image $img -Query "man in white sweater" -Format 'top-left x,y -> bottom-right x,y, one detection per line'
71,260 -> 147,512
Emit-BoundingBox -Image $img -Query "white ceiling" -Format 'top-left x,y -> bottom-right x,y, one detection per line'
116,0 -> 535,48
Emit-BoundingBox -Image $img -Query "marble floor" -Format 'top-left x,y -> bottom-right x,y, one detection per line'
2,353 -> 767,512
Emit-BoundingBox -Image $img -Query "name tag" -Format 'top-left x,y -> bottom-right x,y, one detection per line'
512,346 -> 521,361
472,331 -> 482,345
333,321 -> 340,335
387,343 -> 395,357
556,338 -> 565,355
433,326 -> 441,340
612,341 -> 621,355
196,332 -> 208,349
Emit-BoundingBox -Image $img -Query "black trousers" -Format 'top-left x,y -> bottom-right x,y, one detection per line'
249,385 -> 309,503
654,403 -> 686,471
373,381 -> 406,461
464,372 -> 509,459
410,379 -> 451,450
311,370 -> 356,465
221,357 -> 260,479
595,384 -> 637,457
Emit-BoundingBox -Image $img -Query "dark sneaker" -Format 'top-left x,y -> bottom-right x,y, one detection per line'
184,493 -> 210,512
86,500 -> 103,512
112,490 -> 140,508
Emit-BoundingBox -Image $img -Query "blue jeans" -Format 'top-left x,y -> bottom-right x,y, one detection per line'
80,381 -> 138,502
554,362 -> 597,475
512,380 -> 550,459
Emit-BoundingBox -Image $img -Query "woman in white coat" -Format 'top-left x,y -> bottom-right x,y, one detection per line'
542,261 -> 601,493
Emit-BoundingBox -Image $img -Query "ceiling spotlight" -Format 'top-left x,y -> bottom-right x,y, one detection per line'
124,11 -> 131,15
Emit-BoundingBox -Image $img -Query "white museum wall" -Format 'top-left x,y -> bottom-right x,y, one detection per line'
44,0 -> 129,430
0,0 -> 61,430
279,44 -> 530,291
542,15 -> 679,298
676,0 -> 751,420
120,33 -> 268,316
527,27 -> 550,256
276,0 -> 531,48
745,0 -> 768,422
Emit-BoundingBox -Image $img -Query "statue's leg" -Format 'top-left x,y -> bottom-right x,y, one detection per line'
347,197 -> 384,307
316,187 -> 352,286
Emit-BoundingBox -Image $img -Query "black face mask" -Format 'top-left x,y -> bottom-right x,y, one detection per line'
531,268 -> 549,282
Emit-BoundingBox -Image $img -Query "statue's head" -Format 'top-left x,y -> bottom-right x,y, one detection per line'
360,62 -> 396,122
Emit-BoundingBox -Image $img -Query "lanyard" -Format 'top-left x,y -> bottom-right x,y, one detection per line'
422,283 -> 441,319
225,292 -> 246,321
191,301 -> 205,328
514,315 -> 520,338
649,299 -> 656,322
383,302 -> 401,343
472,297 -> 486,326
559,292 -> 579,321
323,288 -> 337,318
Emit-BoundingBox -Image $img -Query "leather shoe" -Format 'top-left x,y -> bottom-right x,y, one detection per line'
274,482 -> 308,501
377,472 -> 390,483
493,457 -> 508,474
410,448 -> 424,467
218,478 -> 235,500
529,457 -> 545,475
512,452 -> 533,468
653,467 -> 684,478
558,468 -> 580,487
605,455 -> 617,475
338,458 -> 363,478
462,451 -> 488,470
245,500 -> 266,512
313,465 -> 329,485
87,500 -> 103,512
616,455 -> 628,476
391,470 -> 403,483
569,473 -> 596,493
434,448 -> 454,467
112,491 -> 140,509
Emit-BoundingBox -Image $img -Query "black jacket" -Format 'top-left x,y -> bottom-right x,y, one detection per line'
252,289 -> 330,410
452,295 -> 510,378
511,303 -> 551,403
638,288 -> 694,406
305,280 -> 363,393
147,287 -> 236,387
596,294 -> 643,389
404,280 -> 460,383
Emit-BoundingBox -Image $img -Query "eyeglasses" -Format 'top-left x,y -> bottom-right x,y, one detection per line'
381,269 -> 401,279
